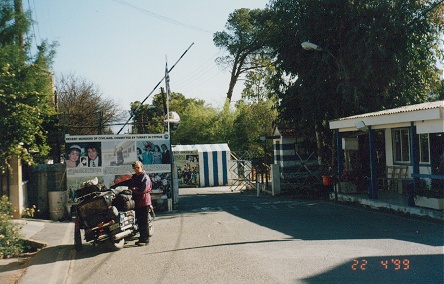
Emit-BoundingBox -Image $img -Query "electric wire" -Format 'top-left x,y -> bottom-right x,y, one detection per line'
108,0 -> 233,98
28,0 -> 40,48
174,50 -> 226,91
111,0 -> 213,34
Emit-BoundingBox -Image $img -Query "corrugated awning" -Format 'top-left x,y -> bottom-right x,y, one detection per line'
329,101 -> 444,132
172,144 -> 230,152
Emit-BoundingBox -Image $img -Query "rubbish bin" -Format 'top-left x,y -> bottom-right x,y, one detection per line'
48,191 -> 67,221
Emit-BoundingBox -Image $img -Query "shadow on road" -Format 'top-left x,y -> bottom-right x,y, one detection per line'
176,189 -> 444,247
145,238 -> 296,255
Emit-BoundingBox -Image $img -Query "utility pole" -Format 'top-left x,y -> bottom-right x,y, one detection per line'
97,111 -> 103,135
14,0 -> 24,48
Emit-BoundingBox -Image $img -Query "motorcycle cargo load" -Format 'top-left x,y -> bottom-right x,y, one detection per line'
78,191 -> 113,217
113,192 -> 135,211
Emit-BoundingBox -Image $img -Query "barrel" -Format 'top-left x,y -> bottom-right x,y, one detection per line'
48,191 -> 67,221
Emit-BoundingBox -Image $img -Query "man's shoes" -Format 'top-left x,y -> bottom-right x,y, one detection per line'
135,241 -> 148,246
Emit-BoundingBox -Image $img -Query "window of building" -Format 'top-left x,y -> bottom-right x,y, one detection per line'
393,128 -> 410,163
419,133 -> 430,163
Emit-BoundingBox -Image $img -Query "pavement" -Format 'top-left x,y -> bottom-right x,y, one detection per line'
0,219 -> 74,284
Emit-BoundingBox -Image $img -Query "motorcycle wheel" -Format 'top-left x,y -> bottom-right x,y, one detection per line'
105,237 -> 125,251
148,210 -> 154,237
74,213 -> 83,252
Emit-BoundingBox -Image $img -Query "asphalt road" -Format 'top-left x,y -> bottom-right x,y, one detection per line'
17,187 -> 444,284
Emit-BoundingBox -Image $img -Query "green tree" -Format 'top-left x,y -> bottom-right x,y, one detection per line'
0,0 -> 56,172
130,90 -> 278,157
129,92 -> 216,144
173,102 -> 220,145
241,57 -> 277,103
213,8 -> 273,102
269,0 -> 443,118
266,0 -> 444,164
129,101 -> 164,134
152,92 -> 220,145
231,99 -> 277,154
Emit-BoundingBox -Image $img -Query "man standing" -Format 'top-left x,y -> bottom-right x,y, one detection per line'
130,161 -> 152,246
161,144 -> 171,164
141,144 -> 153,165
86,145 -> 101,167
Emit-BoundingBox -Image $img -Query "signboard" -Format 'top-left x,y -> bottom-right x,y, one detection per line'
65,134 -> 171,201
173,150 -> 200,187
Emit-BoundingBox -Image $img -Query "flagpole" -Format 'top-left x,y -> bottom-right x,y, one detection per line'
165,57 -> 173,210
165,56 -> 171,135
117,42 -> 194,134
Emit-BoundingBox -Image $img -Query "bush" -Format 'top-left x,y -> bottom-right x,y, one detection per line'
414,181 -> 444,198
415,188 -> 444,199
21,205 -> 38,218
0,195 -> 24,258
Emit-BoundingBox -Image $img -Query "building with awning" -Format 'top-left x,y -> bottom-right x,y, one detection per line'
329,100 -> 444,199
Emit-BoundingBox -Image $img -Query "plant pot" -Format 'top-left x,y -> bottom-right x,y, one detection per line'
339,181 -> 357,193
322,176 -> 333,187
414,196 -> 444,210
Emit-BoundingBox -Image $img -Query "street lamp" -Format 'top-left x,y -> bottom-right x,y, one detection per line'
301,41 -> 336,60
164,111 -> 180,132
301,41 -> 322,51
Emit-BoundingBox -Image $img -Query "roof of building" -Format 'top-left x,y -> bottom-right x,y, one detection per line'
329,100 -> 444,133
274,126 -> 298,138
332,100 -> 444,122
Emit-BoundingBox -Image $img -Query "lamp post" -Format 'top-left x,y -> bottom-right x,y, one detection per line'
302,41 -> 379,199
301,41 -> 341,200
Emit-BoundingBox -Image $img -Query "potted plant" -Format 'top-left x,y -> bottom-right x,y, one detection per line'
338,170 -> 358,193
414,187 -> 444,210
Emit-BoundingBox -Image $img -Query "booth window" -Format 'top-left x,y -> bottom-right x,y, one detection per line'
393,128 -> 410,163
419,133 -> 430,163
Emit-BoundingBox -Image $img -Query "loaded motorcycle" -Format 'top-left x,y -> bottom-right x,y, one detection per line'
73,178 -> 154,252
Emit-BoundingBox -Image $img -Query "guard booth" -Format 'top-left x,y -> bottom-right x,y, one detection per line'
172,144 -> 231,187
273,126 -> 323,195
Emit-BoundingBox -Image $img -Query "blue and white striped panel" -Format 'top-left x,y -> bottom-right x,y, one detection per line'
281,138 -> 296,168
212,144 -> 228,186
173,144 -> 230,187
199,144 -> 229,187
274,138 -> 296,169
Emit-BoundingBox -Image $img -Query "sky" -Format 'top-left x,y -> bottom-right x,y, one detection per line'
23,0 -> 269,113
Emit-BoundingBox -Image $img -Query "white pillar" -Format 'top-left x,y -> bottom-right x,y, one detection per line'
9,156 -> 24,218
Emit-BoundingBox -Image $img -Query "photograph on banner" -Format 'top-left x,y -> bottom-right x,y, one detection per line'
174,150 -> 200,187
65,143 -> 103,169
149,172 -> 172,198
136,141 -> 171,165
67,175 -> 106,201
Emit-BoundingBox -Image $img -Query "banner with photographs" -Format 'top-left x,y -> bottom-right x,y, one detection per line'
173,150 -> 200,187
65,134 -> 172,201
